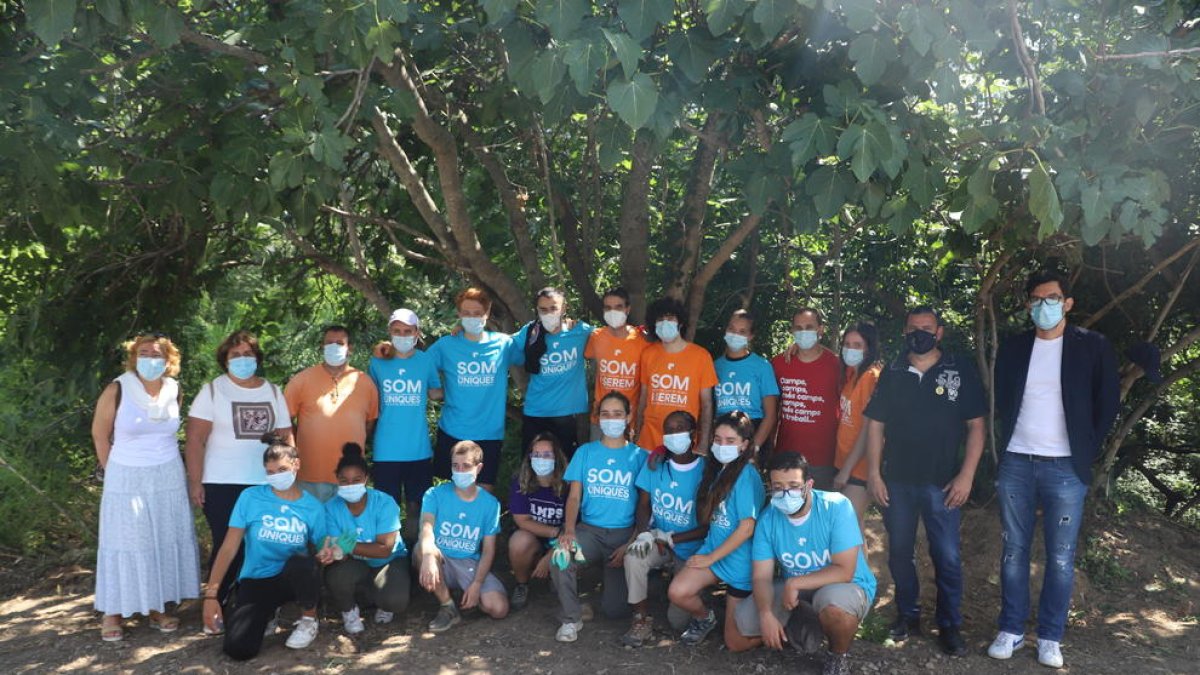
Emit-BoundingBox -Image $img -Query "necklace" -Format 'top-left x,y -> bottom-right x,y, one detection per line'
325,366 -> 344,403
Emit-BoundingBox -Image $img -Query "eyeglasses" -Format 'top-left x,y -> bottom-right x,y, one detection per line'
1028,296 -> 1064,307
134,331 -> 171,341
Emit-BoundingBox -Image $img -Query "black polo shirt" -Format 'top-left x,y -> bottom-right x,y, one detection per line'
863,350 -> 986,486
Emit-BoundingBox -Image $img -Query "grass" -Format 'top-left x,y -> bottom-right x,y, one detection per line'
856,610 -> 891,644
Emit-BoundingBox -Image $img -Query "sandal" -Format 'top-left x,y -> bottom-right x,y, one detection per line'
148,611 -> 180,633
100,617 -> 124,642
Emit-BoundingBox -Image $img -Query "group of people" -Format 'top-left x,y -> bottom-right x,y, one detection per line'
90,269 -> 1120,673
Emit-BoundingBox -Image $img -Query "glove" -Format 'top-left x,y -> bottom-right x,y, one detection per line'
626,531 -> 656,558
548,540 -> 587,570
651,528 -> 674,550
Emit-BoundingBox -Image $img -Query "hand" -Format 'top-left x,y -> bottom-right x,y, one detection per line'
563,317 -> 576,331
781,577 -> 803,611
460,581 -> 481,609
373,341 -> 393,358
532,552 -> 552,579
832,469 -> 850,492
760,610 -> 788,650
189,480 -> 205,508
686,553 -> 714,569
202,598 -> 224,634
626,531 -> 655,558
557,531 -> 576,555
942,472 -> 973,509
868,474 -> 889,507
419,554 -> 441,592
651,528 -> 674,554
607,544 -> 628,568
784,342 -> 800,363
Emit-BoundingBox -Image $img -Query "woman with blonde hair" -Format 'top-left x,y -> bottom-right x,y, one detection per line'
91,333 -> 200,642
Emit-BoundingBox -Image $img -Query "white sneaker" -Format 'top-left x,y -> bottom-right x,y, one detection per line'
374,609 -> 394,624
987,631 -> 1025,659
1037,639 -> 1064,668
285,616 -> 319,649
341,606 -> 365,635
555,621 -> 583,643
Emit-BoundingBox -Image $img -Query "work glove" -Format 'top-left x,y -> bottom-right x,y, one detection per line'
626,531 -> 656,558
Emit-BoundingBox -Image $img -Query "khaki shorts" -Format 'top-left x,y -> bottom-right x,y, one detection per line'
734,579 -> 869,640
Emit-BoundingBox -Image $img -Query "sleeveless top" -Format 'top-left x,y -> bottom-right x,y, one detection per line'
109,371 -> 181,467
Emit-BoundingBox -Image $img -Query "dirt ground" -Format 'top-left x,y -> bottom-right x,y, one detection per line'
1,504 -> 1196,674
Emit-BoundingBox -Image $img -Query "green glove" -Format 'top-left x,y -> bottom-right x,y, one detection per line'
335,529 -> 358,556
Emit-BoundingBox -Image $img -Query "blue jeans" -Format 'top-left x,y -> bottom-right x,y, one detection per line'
882,481 -> 963,628
996,454 -> 1088,642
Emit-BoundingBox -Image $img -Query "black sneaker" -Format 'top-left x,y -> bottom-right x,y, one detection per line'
680,610 -> 718,646
510,583 -> 529,612
889,615 -> 921,641
938,626 -> 968,656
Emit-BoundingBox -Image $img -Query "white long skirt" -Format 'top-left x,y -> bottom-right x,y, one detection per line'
94,456 -> 200,616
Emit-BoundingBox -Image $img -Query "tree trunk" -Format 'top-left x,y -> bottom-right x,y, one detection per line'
666,114 -> 723,301
684,213 -> 762,339
618,131 -> 654,323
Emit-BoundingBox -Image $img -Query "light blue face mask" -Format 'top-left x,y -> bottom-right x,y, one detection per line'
136,356 -> 167,381
461,317 -> 486,335
724,332 -> 749,351
323,343 -> 348,366
656,320 -> 680,342
531,457 -> 555,476
842,347 -> 864,368
338,483 -> 367,503
265,470 -> 296,491
227,355 -> 258,380
391,335 -> 417,354
599,418 -> 627,438
451,470 -> 477,489
663,432 -> 693,455
793,330 -> 819,350
711,443 -> 741,464
771,488 -> 806,515
1030,299 -> 1065,331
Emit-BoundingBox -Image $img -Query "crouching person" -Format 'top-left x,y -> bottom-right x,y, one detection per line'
415,441 -> 508,633
729,451 -> 876,675
323,443 -> 410,634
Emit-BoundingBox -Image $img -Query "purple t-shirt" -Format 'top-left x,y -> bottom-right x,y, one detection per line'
508,477 -> 566,527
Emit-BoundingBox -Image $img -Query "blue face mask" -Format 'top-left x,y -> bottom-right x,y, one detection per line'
451,470 -> 477,490
793,330 -> 819,350
391,335 -> 417,354
136,356 -> 167,381
842,347 -> 864,368
599,419 -> 627,438
724,332 -> 749,351
663,432 -> 692,455
771,488 -> 806,515
711,443 -> 741,464
531,457 -> 555,476
338,483 -> 367,503
1030,299 -> 1065,331
656,320 -> 680,342
265,470 -> 296,492
461,317 -> 486,335
227,355 -> 258,380
323,343 -> 348,366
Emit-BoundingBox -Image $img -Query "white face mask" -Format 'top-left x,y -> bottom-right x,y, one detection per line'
265,470 -> 296,491
323,343 -> 349,367
599,418 -> 627,438
711,443 -> 741,464
461,317 -> 486,335
603,310 -> 628,329
842,347 -> 864,368
539,312 -> 563,332
392,335 -> 417,354
663,432 -> 693,455
656,320 -> 680,342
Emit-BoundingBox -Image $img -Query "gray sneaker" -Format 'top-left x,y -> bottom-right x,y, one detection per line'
428,603 -> 461,633
680,610 -> 717,646
620,612 -> 654,648
510,583 -> 529,612
823,650 -> 850,675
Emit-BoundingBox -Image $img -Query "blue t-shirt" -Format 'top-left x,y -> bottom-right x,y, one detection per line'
510,321 -> 593,417
369,351 -> 442,461
420,482 -> 501,560
324,487 -> 408,567
426,332 -> 515,441
697,464 -> 765,591
752,490 -> 876,602
635,455 -> 707,560
714,353 -> 781,419
563,440 -> 645,529
229,484 -> 326,580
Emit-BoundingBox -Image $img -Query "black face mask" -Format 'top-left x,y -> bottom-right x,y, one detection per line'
905,329 -> 938,355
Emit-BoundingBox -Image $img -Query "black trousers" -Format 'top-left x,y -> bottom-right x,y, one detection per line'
223,556 -> 320,661
521,413 -> 581,459
202,483 -> 252,603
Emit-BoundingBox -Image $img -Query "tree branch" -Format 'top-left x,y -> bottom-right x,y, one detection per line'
666,113 -> 724,302
1094,46 -> 1200,61
179,28 -> 269,66
1082,237 -> 1200,328
684,213 -> 762,339
1007,0 -> 1046,116
281,228 -> 391,316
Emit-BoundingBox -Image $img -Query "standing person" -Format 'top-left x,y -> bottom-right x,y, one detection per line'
511,288 -> 592,457
323,443 -> 410,635
369,309 -> 443,542
728,452 -> 876,675
635,297 -> 718,453
621,410 -> 709,648
667,412 -> 765,647
284,325 -> 379,502
831,322 -> 883,532
507,433 -> 569,612
91,333 -> 200,642
186,330 -> 293,606
772,308 -> 841,488
202,434 -> 328,658
864,306 -> 986,656
986,270 -> 1119,669
426,288 -> 517,493
551,392 -> 645,643
415,441 -> 509,633
585,287 -> 649,441
715,309 -> 781,456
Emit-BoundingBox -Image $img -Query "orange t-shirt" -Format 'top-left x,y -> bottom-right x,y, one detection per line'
585,326 -> 648,422
637,342 -> 718,451
834,364 -> 881,481
284,364 -> 379,483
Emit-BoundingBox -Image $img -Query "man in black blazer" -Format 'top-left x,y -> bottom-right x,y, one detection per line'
986,269 -> 1119,669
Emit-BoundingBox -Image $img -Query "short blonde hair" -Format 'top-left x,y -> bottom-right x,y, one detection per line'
124,334 -> 182,378
450,440 -> 484,466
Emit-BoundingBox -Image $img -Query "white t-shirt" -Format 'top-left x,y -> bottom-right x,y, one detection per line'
1007,336 -> 1071,457
189,375 -> 291,484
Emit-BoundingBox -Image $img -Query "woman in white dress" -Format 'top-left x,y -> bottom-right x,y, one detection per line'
90,333 -> 200,641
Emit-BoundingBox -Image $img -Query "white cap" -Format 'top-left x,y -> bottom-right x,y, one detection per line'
388,308 -> 420,328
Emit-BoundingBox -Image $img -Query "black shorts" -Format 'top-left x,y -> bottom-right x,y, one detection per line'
372,459 -> 433,505
846,476 -> 868,488
434,429 -> 502,486
727,585 -> 753,599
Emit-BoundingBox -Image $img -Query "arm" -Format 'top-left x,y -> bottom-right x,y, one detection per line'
513,513 -> 561,539
698,387 -> 714,450
462,534 -> 498,609
558,481 -> 583,551
689,517 -> 755,567
752,558 -> 787,650
944,416 -> 985,508
90,383 -> 119,469
201,526 -> 245,631
417,512 -> 442,591
352,530 -> 398,560
633,489 -> 652,533
834,424 -> 870,490
752,395 -> 778,450
1094,337 -> 1121,444
184,417 -> 213,507
783,547 -> 858,598
428,387 -> 444,402
634,391 -> 648,444
865,418 -> 888,506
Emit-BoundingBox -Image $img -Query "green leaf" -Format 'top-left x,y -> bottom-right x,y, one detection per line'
960,194 -> 999,234
881,194 -> 919,235
482,0 -> 519,25
269,153 -> 304,190
1029,163 -> 1063,239
603,28 -> 642,80
564,38 -> 609,96
596,116 -> 632,170
145,5 -> 185,48
967,164 -> 992,201
537,0 -> 588,39
862,180 -> 886,217
618,0 -> 674,42
897,4 -> 936,57
667,29 -> 719,83
531,47 -> 568,103
836,121 -> 893,183
366,22 -> 404,64
840,0 -> 878,32
752,0 -> 798,40
744,169 -> 781,216
783,113 -> 838,167
805,166 -> 852,219
606,73 -> 659,129
1080,181 -> 1105,230
28,0 -> 77,47
704,0 -> 748,36
902,159 -> 935,207
97,0 -> 125,26
848,33 -> 895,86
376,0 -> 410,23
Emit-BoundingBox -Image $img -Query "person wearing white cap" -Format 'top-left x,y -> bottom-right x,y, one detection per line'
369,308 -> 443,543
